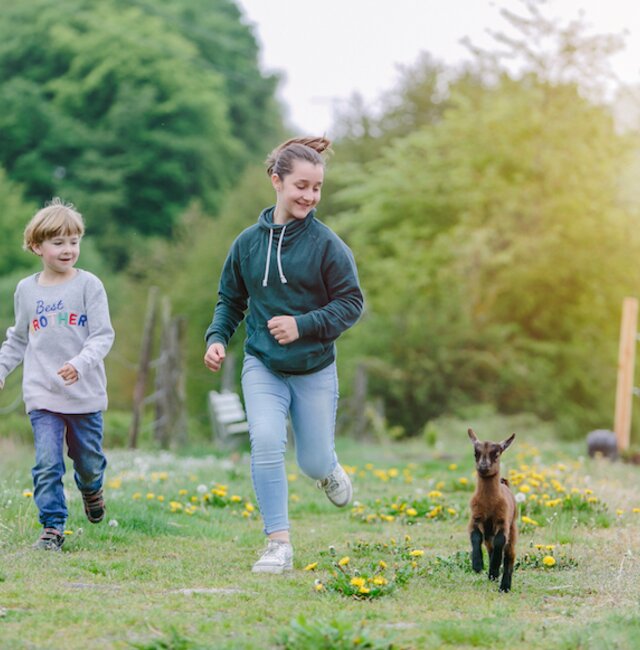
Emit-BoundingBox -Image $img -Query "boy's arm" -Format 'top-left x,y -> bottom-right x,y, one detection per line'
66,277 -> 115,378
0,288 -> 29,385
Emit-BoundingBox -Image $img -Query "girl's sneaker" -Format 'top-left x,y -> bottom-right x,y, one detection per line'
82,488 -> 106,523
317,464 -> 353,507
251,540 -> 293,574
33,527 -> 64,551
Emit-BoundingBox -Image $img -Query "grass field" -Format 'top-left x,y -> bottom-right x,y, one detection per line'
1,412 -> 640,649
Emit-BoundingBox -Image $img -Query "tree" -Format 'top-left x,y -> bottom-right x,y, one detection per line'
0,0 -> 282,267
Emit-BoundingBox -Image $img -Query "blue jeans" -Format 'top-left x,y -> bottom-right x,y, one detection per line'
241,354 -> 339,535
29,410 -> 107,532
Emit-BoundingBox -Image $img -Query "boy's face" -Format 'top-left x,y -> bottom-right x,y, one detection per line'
33,234 -> 81,277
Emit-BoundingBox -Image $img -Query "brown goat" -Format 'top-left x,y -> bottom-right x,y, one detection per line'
468,428 -> 517,592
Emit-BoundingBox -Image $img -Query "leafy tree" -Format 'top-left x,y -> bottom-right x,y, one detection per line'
330,3 -> 640,437
0,0 -> 282,267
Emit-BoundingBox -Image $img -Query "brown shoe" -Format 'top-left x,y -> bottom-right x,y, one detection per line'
82,488 -> 106,523
33,527 -> 64,551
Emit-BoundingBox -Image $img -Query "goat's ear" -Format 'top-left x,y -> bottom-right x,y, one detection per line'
499,433 -> 516,453
468,428 -> 479,444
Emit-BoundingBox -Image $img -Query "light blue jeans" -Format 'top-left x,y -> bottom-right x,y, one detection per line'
241,354 -> 339,535
29,410 -> 107,532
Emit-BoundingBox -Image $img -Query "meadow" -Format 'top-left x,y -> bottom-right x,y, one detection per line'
1,412 -> 640,649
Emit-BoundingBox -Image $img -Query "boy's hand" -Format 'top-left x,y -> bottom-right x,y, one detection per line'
204,343 -> 226,372
57,363 -> 79,385
267,315 -> 299,345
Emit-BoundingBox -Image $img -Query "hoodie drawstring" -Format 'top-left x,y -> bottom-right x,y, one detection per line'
276,224 -> 288,284
262,229 -> 274,287
262,225 -> 288,287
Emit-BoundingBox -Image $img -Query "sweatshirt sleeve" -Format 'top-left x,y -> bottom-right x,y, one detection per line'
67,276 -> 114,378
0,286 -> 29,383
204,239 -> 249,348
295,239 -> 364,341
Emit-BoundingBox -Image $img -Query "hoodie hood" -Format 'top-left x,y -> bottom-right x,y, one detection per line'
258,206 -> 316,287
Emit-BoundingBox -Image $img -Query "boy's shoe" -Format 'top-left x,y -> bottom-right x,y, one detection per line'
251,540 -> 293,574
82,488 -> 105,523
33,527 -> 64,551
317,464 -> 353,507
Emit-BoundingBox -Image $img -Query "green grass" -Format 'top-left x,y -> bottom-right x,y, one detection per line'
1,413 -> 640,649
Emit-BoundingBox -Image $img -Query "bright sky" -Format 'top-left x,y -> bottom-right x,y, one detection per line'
236,0 -> 640,135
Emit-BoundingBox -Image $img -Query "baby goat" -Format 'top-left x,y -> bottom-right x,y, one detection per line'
468,428 -> 517,592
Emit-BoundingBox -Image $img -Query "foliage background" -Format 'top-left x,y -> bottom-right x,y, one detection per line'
0,0 -> 639,444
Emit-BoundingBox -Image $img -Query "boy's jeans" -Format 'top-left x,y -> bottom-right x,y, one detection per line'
29,410 -> 107,532
241,353 -> 339,535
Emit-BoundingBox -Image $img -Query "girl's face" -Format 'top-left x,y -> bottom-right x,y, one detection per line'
272,160 -> 324,224
33,234 -> 81,280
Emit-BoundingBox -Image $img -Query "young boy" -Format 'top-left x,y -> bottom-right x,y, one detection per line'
0,198 -> 114,550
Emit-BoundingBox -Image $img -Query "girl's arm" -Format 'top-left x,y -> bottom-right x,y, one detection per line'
204,241 -> 249,348
295,240 -> 364,341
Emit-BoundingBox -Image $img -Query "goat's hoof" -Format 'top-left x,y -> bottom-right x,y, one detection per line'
488,574 -> 498,581
499,586 -> 511,593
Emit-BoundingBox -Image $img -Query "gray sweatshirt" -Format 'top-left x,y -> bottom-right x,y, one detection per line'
0,269 -> 114,413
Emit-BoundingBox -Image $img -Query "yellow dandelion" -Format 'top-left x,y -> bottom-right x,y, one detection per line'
304,562 -> 318,571
519,484 -> 531,493
521,516 -> 539,526
157,495 -> 165,502
406,507 -> 418,517
358,586 -> 370,594
379,560 -> 388,569
448,463 -> 458,471
146,492 -> 155,500
372,576 -> 388,586
132,492 -> 142,500
435,481 -> 445,490
245,502 -> 255,512
314,581 -> 325,592
287,473 -> 298,482
458,477 -> 469,486
616,509 -> 624,516
22,490 -> 33,498
545,545 -> 556,551
388,468 -> 399,478
428,490 -> 443,499
241,510 -> 251,518
64,530 -> 73,536
404,534 -> 412,543
447,508 -> 457,516
410,549 -> 424,557
190,496 -> 199,503
230,495 -> 242,502
290,494 -> 300,502
338,556 -> 350,566
350,577 -> 366,588
542,556 -> 556,567
632,508 -> 640,514
178,489 -> 188,496
107,478 -> 122,489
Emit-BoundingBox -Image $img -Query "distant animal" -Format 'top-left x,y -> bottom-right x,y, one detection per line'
586,429 -> 618,460
467,428 -> 517,593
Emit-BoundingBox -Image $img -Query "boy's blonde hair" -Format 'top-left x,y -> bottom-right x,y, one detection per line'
23,197 -> 85,253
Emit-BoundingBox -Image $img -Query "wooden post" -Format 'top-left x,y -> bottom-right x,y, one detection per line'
154,297 -> 172,448
129,286 -> 158,449
614,297 -> 638,451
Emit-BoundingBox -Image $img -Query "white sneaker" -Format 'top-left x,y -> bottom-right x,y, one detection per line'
251,540 -> 293,574
317,464 -> 353,507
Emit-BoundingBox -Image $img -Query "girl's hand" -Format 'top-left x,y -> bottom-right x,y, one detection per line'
58,363 -> 79,385
267,316 -> 299,345
204,342 -> 226,372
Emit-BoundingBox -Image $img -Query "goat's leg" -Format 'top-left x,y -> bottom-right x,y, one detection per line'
499,541 -> 515,593
489,531 -> 505,581
470,527 -> 484,572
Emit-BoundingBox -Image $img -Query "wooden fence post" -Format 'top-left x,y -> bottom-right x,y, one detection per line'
614,297 -> 638,451
129,286 -> 158,449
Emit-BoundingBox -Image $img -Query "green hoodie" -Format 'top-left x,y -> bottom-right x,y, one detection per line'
205,206 -> 364,375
